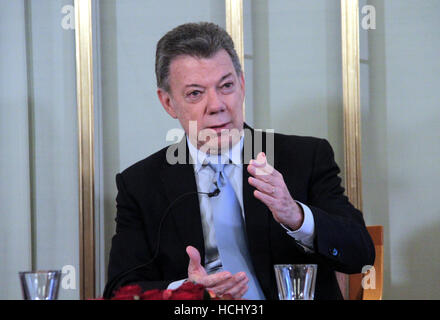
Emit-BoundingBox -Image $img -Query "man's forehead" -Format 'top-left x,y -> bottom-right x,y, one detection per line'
169,50 -> 236,85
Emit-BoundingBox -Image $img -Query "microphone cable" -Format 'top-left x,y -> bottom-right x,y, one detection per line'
102,187 -> 220,299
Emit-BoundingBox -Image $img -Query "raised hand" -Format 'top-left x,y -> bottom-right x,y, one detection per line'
186,246 -> 249,299
247,152 -> 304,230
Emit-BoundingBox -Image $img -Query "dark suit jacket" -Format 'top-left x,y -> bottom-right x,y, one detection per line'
105,126 -> 375,300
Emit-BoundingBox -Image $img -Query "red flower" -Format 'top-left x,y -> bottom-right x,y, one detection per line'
111,284 -> 143,300
104,281 -> 236,300
168,281 -> 206,300
140,289 -> 165,300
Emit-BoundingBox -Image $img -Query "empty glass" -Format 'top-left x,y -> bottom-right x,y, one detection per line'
19,270 -> 61,300
274,264 -> 317,300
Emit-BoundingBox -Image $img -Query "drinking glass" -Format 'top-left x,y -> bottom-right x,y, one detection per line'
19,270 -> 61,300
274,264 -> 317,300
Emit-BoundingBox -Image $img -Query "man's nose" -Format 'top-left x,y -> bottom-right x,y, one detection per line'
206,89 -> 225,114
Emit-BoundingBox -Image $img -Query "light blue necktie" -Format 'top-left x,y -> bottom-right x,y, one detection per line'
208,159 -> 265,300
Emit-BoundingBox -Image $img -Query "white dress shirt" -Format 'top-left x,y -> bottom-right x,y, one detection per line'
167,135 -> 316,289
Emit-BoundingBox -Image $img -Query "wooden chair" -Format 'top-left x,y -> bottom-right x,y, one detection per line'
349,225 -> 384,300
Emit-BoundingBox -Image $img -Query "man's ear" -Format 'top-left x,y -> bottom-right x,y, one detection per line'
157,88 -> 178,119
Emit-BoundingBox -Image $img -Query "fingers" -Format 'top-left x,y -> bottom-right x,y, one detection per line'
248,152 -> 276,177
247,152 -> 280,200
247,153 -> 298,226
208,272 -> 249,299
223,274 -> 249,299
210,272 -> 246,293
198,271 -> 233,288
248,176 -> 276,197
253,189 -> 277,212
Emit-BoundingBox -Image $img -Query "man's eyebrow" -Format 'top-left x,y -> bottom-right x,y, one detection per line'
185,83 -> 204,88
219,72 -> 233,82
184,73 -> 234,89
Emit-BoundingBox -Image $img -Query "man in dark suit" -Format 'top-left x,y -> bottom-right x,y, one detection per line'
105,22 -> 375,300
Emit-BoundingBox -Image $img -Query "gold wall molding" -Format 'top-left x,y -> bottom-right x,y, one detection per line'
225,0 -> 245,117
74,0 -> 96,300
225,0 -> 244,68
339,0 -> 362,300
341,0 -> 362,211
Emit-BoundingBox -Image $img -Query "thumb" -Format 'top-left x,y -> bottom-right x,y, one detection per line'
186,245 -> 201,267
252,152 -> 265,165
186,246 -> 206,281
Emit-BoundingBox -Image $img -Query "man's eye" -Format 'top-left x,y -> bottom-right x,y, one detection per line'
188,90 -> 202,98
222,82 -> 233,89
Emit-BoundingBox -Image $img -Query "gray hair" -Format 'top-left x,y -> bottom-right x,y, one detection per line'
155,22 -> 242,92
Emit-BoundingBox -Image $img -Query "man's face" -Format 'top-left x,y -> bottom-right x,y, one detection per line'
158,49 -> 245,152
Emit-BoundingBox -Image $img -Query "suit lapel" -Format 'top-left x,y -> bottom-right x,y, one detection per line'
160,138 -> 205,264
242,164 -> 272,254
242,125 -> 275,297
242,124 -> 272,245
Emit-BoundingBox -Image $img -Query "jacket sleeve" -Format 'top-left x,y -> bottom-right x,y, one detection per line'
104,173 -> 172,298
307,138 -> 375,274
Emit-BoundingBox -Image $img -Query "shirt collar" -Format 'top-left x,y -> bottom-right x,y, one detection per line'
186,135 -> 244,173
